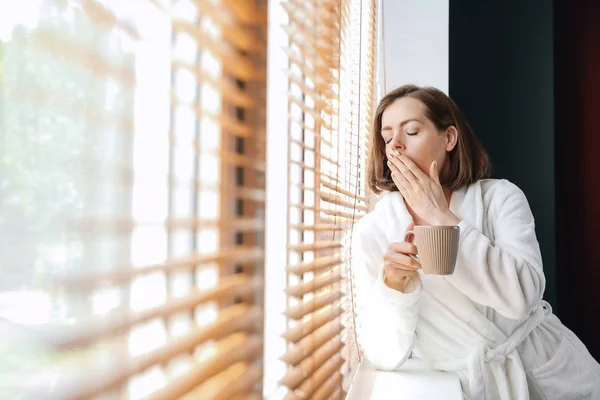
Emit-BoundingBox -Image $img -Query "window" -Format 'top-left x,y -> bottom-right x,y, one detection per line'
0,0 -> 267,398
0,0 -> 376,398
264,0 -> 377,398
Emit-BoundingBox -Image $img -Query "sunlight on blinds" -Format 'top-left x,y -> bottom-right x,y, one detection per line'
0,0 -> 266,398
339,0 -> 378,388
281,0 -> 377,398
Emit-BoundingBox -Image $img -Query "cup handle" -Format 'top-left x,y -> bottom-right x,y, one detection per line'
403,230 -> 420,264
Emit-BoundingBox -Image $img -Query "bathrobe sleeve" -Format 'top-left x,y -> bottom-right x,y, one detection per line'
350,213 -> 423,370
445,180 -> 546,320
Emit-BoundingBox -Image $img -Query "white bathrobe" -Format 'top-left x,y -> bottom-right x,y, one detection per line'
352,179 -> 600,400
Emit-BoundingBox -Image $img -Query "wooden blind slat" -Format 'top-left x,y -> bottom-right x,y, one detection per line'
285,269 -> 342,298
288,96 -> 334,131
289,223 -> 345,231
288,0 -> 342,27
289,139 -> 342,167
284,291 -> 343,320
221,151 -> 267,172
284,0 -> 341,30
321,180 -> 368,203
224,186 -> 266,202
70,216 -> 265,234
280,338 -> 343,390
172,20 -> 262,81
172,60 -> 256,108
320,172 -> 343,185
281,11 -> 339,70
293,355 -> 344,399
222,23 -> 268,54
290,169 -> 340,190
282,303 -> 343,343
287,74 -> 334,115
58,246 -> 264,290
284,48 -> 335,97
311,369 -> 344,400
211,363 -> 263,400
321,207 -> 365,220
171,96 -> 254,137
320,153 -> 342,168
49,286 -> 261,349
190,0 -> 267,54
331,387 -> 345,400
289,118 -> 323,136
45,329 -> 262,400
221,0 -> 267,25
183,362 -> 263,400
288,240 -> 342,253
289,159 -> 315,172
281,318 -> 344,365
82,0 -> 140,39
283,25 -> 339,71
294,199 -> 360,216
146,334 -> 263,400
215,111 -> 256,137
287,255 -> 343,275
321,192 -> 368,212
291,0 -> 341,8
318,216 -> 353,228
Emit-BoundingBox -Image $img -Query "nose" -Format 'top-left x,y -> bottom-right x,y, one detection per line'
389,133 -> 405,152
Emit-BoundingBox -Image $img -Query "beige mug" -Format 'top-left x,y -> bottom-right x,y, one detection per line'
403,225 -> 460,275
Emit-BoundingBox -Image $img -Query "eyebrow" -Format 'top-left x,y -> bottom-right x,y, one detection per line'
382,118 -> 422,130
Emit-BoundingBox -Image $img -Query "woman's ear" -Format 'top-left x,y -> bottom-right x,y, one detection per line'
445,126 -> 458,152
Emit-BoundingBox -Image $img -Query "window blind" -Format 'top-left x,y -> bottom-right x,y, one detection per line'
281,0 -> 377,399
0,1 -> 266,399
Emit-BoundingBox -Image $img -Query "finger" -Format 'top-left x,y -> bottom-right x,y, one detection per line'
393,174 -> 409,196
387,159 -> 399,175
429,160 -> 441,186
388,159 -> 413,189
384,254 -> 421,270
397,153 -> 429,181
393,156 -> 420,188
388,241 -> 418,255
384,246 -> 420,266
387,156 -> 405,182
396,182 -> 410,201
388,160 -> 411,191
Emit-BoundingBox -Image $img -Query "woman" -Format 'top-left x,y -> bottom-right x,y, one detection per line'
352,84 -> 600,399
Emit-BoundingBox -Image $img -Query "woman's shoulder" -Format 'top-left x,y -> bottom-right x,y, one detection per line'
352,191 -> 401,237
478,178 -> 527,200
476,178 -> 532,215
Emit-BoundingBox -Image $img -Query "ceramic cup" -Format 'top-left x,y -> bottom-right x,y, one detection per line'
403,225 -> 460,275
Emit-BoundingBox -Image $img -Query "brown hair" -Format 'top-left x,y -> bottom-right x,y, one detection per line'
367,84 -> 491,194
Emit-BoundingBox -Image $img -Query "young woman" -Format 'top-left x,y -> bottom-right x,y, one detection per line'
352,84 -> 600,399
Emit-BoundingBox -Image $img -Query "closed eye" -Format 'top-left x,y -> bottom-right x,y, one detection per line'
406,132 -> 417,136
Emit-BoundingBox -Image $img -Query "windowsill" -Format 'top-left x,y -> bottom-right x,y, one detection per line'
345,358 -> 463,400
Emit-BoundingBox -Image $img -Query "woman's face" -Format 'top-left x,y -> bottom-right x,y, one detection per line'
380,97 -> 455,179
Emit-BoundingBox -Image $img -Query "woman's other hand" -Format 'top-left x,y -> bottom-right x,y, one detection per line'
383,224 -> 421,292
387,153 -> 459,226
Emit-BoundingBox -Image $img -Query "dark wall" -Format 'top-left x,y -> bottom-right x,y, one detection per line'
554,0 -> 600,360
449,1 -> 556,308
